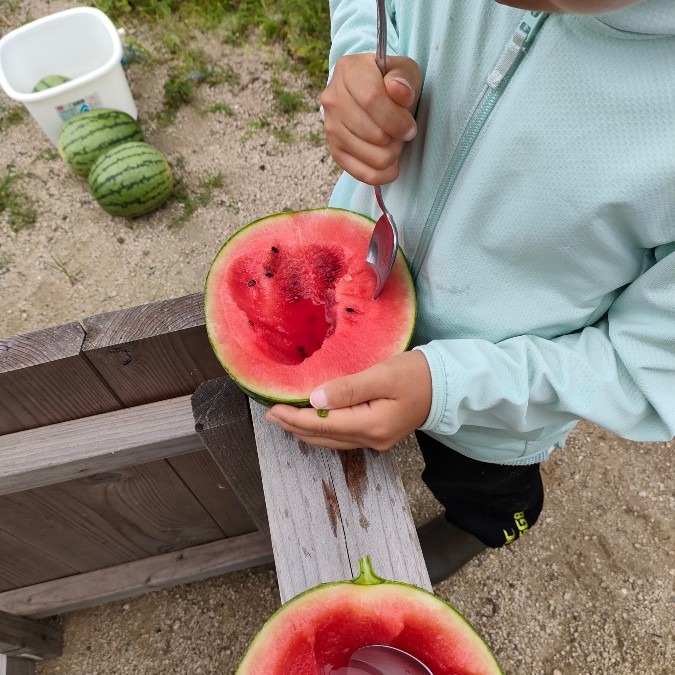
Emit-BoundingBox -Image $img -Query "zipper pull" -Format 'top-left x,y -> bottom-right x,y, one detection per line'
487,11 -> 549,90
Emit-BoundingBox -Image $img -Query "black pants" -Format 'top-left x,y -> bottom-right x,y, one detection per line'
416,431 -> 544,549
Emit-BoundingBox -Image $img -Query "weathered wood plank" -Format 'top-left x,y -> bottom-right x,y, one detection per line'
0,532 -> 273,619
82,294 -> 225,406
0,460 -> 225,575
0,323 -> 121,436
0,532 -> 76,594
249,402 -> 431,603
0,655 -> 36,675
168,451 -> 257,537
0,610 -> 61,659
192,378 -> 269,536
0,395 -> 203,495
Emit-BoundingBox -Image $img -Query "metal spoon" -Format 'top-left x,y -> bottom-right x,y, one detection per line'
348,644 -> 433,674
366,0 -> 400,300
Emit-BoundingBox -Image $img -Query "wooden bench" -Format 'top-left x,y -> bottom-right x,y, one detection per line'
0,294 -> 429,673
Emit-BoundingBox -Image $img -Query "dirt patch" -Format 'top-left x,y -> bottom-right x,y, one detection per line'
1,4 -> 672,674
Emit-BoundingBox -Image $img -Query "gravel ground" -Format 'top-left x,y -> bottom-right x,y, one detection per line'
1,3 -> 673,674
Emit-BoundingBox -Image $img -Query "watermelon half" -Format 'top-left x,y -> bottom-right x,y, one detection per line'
236,556 -> 503,674
205,208 -> 416,405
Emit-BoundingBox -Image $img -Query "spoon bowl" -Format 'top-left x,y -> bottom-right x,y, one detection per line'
366,186 -> 399,299
348,644 -> 433,674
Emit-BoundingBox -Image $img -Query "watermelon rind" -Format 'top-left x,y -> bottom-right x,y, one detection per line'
236,555 -> 503,674
204,208 -> 417,407
57,108 -> 144,177
88,141 -> 174,218
32,74 -> 71,92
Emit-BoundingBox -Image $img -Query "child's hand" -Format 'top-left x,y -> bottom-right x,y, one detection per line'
320,53 -> 422,186
265,350 -> 432,451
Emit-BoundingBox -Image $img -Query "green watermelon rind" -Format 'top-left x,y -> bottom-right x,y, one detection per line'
236,555 -> 503,674
57,108 -> 144,177
88,141 -> 174,218
32,74 -> 71,92
204,207 -> 417,407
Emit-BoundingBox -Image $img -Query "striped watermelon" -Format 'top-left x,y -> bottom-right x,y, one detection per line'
57,108 -> 143,177
88,141 -> 173,218
33,74 -> 71,92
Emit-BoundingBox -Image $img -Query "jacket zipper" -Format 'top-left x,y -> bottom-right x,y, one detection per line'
409,10 -> 550,280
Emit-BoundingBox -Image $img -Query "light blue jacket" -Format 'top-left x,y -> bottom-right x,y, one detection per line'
328,0 -> 675,464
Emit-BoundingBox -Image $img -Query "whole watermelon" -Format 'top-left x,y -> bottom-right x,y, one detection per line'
32,74 -> 71,92
88,141 -> 173,218
57,108 -> 143,177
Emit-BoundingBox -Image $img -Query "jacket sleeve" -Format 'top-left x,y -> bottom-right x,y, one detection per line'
415,244 -> 675,442
328,0 -> 399,69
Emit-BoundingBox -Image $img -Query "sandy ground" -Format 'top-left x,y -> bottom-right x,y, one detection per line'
1,3 -> 673,674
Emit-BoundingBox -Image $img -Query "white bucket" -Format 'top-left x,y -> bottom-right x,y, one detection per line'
0,7 -> 137,144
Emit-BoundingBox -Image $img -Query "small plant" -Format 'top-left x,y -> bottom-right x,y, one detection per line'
272,79 -> 308,116
308,130 -> 324,146
159,49 -> 238,125
171,171 -> 224,227
273,127 -> 294,144
0,103 -> 26,132
242,116 -> 270,141
203,102 -> 234,116
33,147 -> 60,162
49,253 -> 81,286
0,170 -> 38,233
0,253 -> 11,276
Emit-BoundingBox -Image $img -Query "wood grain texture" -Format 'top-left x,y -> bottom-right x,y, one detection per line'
0,395 -> 203,495
82,294 -> 225,406
249,402 -> 431,602
168,451 -> 256,537
0,532 -> 273,619
0,461 -> 225,576
0,533 -> 76,594
0,323 -> 120,436
192,378 -> 269,536
0,655 -> 36,675
0,610 -> 61,659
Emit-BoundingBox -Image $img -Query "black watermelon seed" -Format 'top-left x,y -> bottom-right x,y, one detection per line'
248,320 -> 255,327
297,346 -> 307,356
346,307 -> 355,313
248,280 -> 256,287
271,246 -> 279,253
326,276 -> 334,282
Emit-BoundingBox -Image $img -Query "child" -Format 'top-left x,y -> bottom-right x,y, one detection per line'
266,0 -> 675,582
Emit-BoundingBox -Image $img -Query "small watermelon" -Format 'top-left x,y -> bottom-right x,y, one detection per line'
236,556 -> 503,674
57,108 -> 144,177
32,74 -> 71,92
204,208 -> 416,406
88,141 -> 173,218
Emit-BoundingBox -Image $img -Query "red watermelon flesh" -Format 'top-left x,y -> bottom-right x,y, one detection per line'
205,209 -> 416,405
236,557 -> 503,674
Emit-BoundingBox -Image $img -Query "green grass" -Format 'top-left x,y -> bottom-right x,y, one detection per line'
202,102 -> 234,115
0,103 -> 26,133
49,253 -> 81,286
170,170 -> 224,227
0,170 -> 38,233
272,78 -> 308,116
93,0 -> 330,87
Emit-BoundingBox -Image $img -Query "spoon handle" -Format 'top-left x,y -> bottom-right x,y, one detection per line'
375,0 -> 387,76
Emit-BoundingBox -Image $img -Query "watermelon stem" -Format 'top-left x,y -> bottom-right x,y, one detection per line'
352,556 -> 385,586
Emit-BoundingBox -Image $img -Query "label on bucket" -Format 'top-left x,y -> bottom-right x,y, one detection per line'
56,94 -> 103,121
